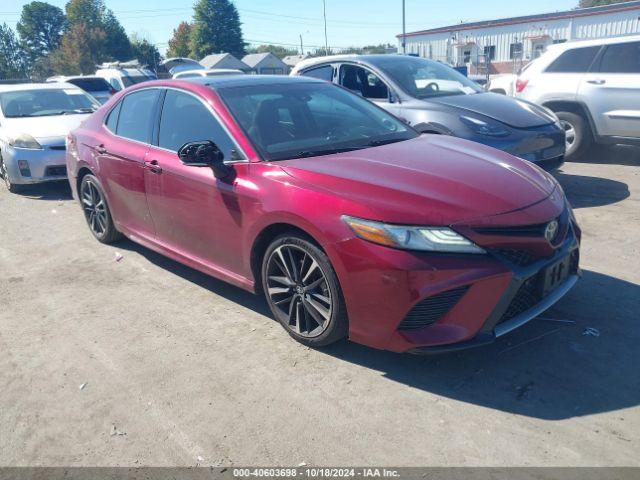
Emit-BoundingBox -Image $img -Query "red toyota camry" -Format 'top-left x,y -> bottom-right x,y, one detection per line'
66,75 -> 580,353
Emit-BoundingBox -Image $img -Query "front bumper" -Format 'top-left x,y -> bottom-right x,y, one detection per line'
1,142 -> 68,185
332,211 -> 580,353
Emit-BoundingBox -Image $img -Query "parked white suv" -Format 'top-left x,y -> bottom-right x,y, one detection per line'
516,35 -> 640,159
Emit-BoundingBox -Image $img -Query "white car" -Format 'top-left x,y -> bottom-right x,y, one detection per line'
172,68 -> 244,79
516,35 -> 640,159
0,83 -> 99,192
487,74 -> 517,96
94,62 -> 157,92
46,75 -> 116,104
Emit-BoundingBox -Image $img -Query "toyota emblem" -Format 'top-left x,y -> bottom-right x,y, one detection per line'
545,219 -> 559,244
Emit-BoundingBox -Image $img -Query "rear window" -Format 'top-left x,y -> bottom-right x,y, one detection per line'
301,65 -> 334,81
121,76 -> 150,87
545,46 -> 601,73
599,41 -> 640,74
68,78 -> 111,92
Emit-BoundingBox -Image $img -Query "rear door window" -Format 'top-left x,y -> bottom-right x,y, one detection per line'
598,41 -> 640,73
339,65 -> 389,100
301,65 -> 334,82
158,89 -> 240,159
545,46 -> 601,73
115,89 -> 160,143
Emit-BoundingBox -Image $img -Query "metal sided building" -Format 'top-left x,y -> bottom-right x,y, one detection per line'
397,1 -> 640,74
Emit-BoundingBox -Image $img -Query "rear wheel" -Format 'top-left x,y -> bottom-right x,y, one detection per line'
80,174 -> 122,243
0,155 -> 21,193
556,111 -> 592,161
262,234 -> 348,347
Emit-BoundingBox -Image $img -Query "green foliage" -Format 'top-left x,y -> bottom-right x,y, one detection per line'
48,23 -> 105,75
167,22 -> 193,58
102,9 -> 132,61
0,23 -> 28,79
246,44 -> 298,59
65,0 -> 105,28
16,2 -> 66,64
578,0 -> 631,6
190,0 -> 245,59
130,34 -> 162,69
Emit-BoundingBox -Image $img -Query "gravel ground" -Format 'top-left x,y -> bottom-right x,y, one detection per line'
0,146 -> 638,467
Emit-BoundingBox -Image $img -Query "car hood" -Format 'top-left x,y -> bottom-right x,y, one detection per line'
279,135 -> 557,226
1,114 -> 90,142
426,92 -> 554,129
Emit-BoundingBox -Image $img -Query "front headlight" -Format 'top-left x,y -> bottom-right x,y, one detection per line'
8,133 -> 42,150
342,216 -> 485,254
460,115 -> 509,137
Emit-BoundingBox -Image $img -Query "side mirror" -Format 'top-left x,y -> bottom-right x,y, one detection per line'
178,140 -> 232,179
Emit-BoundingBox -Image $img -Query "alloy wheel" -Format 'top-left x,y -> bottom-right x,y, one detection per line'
561,120 -> 576,153
265,244 -> 333,338
81,179 -> 108,237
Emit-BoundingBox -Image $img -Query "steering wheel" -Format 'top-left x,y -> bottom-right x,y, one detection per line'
425,82 -> 440,93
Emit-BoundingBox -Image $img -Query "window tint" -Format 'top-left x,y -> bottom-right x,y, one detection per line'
339,65 -> 388,100
105,102 -> 121,133
510,43 -> 523,60
599,42 -> 640,73
68,78 -> 111,92
158,90 -> 239,158
545,46 -> 600,73
484,45 -> 496,61
301,65 -> 334,81
116,89 -> 160,143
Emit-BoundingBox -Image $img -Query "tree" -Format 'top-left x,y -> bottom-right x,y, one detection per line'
578,0 -> 631,6
102,9 -> 132,60
49,23 -> 105,75
0,23 -> 27,79
65,0 -> 105,28
130,34 -> 162,69
246,44 -> 297,59
190,0 -> 245,59
167,22 -> 192,58
16,2 -> 66,65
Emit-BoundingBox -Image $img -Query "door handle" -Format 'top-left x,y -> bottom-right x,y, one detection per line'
95,144 -> 107,154
144,159 -> 162,174
587,79 -> 606,85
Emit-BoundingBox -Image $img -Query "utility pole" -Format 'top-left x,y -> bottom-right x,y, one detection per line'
402,0 -> 406,54
300,34 -> 304,55
322,0 -> 329,54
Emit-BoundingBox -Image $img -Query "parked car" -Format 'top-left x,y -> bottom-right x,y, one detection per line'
67,75 -> 580,353
291,55 -> 566,170
47,75 -> 116,104
95,62 -> 157,92
0,83 -> 99,192
487,73 -> 517,96
173,69 -> 245,79
515,35 -> 640,159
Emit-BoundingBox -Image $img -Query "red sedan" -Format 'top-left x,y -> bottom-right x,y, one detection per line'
66,76 -> 580,353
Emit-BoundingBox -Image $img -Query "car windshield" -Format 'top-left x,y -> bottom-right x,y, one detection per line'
218,81 -> 418,161
0,88 -> 99,118
121,75 -> 150,87
373,56 -> 483,99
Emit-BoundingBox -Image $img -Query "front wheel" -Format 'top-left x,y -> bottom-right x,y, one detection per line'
556,111 -> 593,161
262,234 -> 348,347
0,155 -> 21,193
80,174 -> 122,243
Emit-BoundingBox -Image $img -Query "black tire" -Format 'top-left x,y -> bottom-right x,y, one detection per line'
0,154 -> 21,194
556,111 -> 593,161
261,233 -> 348,347
79,174 -> 122,244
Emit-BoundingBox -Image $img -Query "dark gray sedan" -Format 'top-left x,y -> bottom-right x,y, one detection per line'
291,55 -> 565,170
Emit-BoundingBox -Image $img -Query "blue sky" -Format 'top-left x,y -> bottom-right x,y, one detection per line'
1,0 -> 578,54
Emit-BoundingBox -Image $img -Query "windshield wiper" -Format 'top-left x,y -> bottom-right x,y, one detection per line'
294,146 -> 365,158
62,108 -> 96,115
367,138 -> 406,147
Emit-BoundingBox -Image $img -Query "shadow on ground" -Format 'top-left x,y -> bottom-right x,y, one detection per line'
113,236 -> 640,422
11,181 -> 72,201
554,170 -> 629,209
572,144 -> 640,167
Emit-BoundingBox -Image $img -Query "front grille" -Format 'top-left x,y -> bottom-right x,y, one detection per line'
474,224 -> 547,237
45,165 -> 67,177
398,286 -> 469,331
499,276 -> 543,324
494,249 -> 538,266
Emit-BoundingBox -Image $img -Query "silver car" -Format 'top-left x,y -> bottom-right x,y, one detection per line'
291,55 -> 566,170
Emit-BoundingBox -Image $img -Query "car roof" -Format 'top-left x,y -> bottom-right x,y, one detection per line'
0,82 -> 82,93
292,54 -> 428,72
546,34 -> 640,53
177,74 -> 324,89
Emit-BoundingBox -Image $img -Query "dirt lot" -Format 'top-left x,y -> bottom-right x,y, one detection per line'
1,146 -> 639,467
